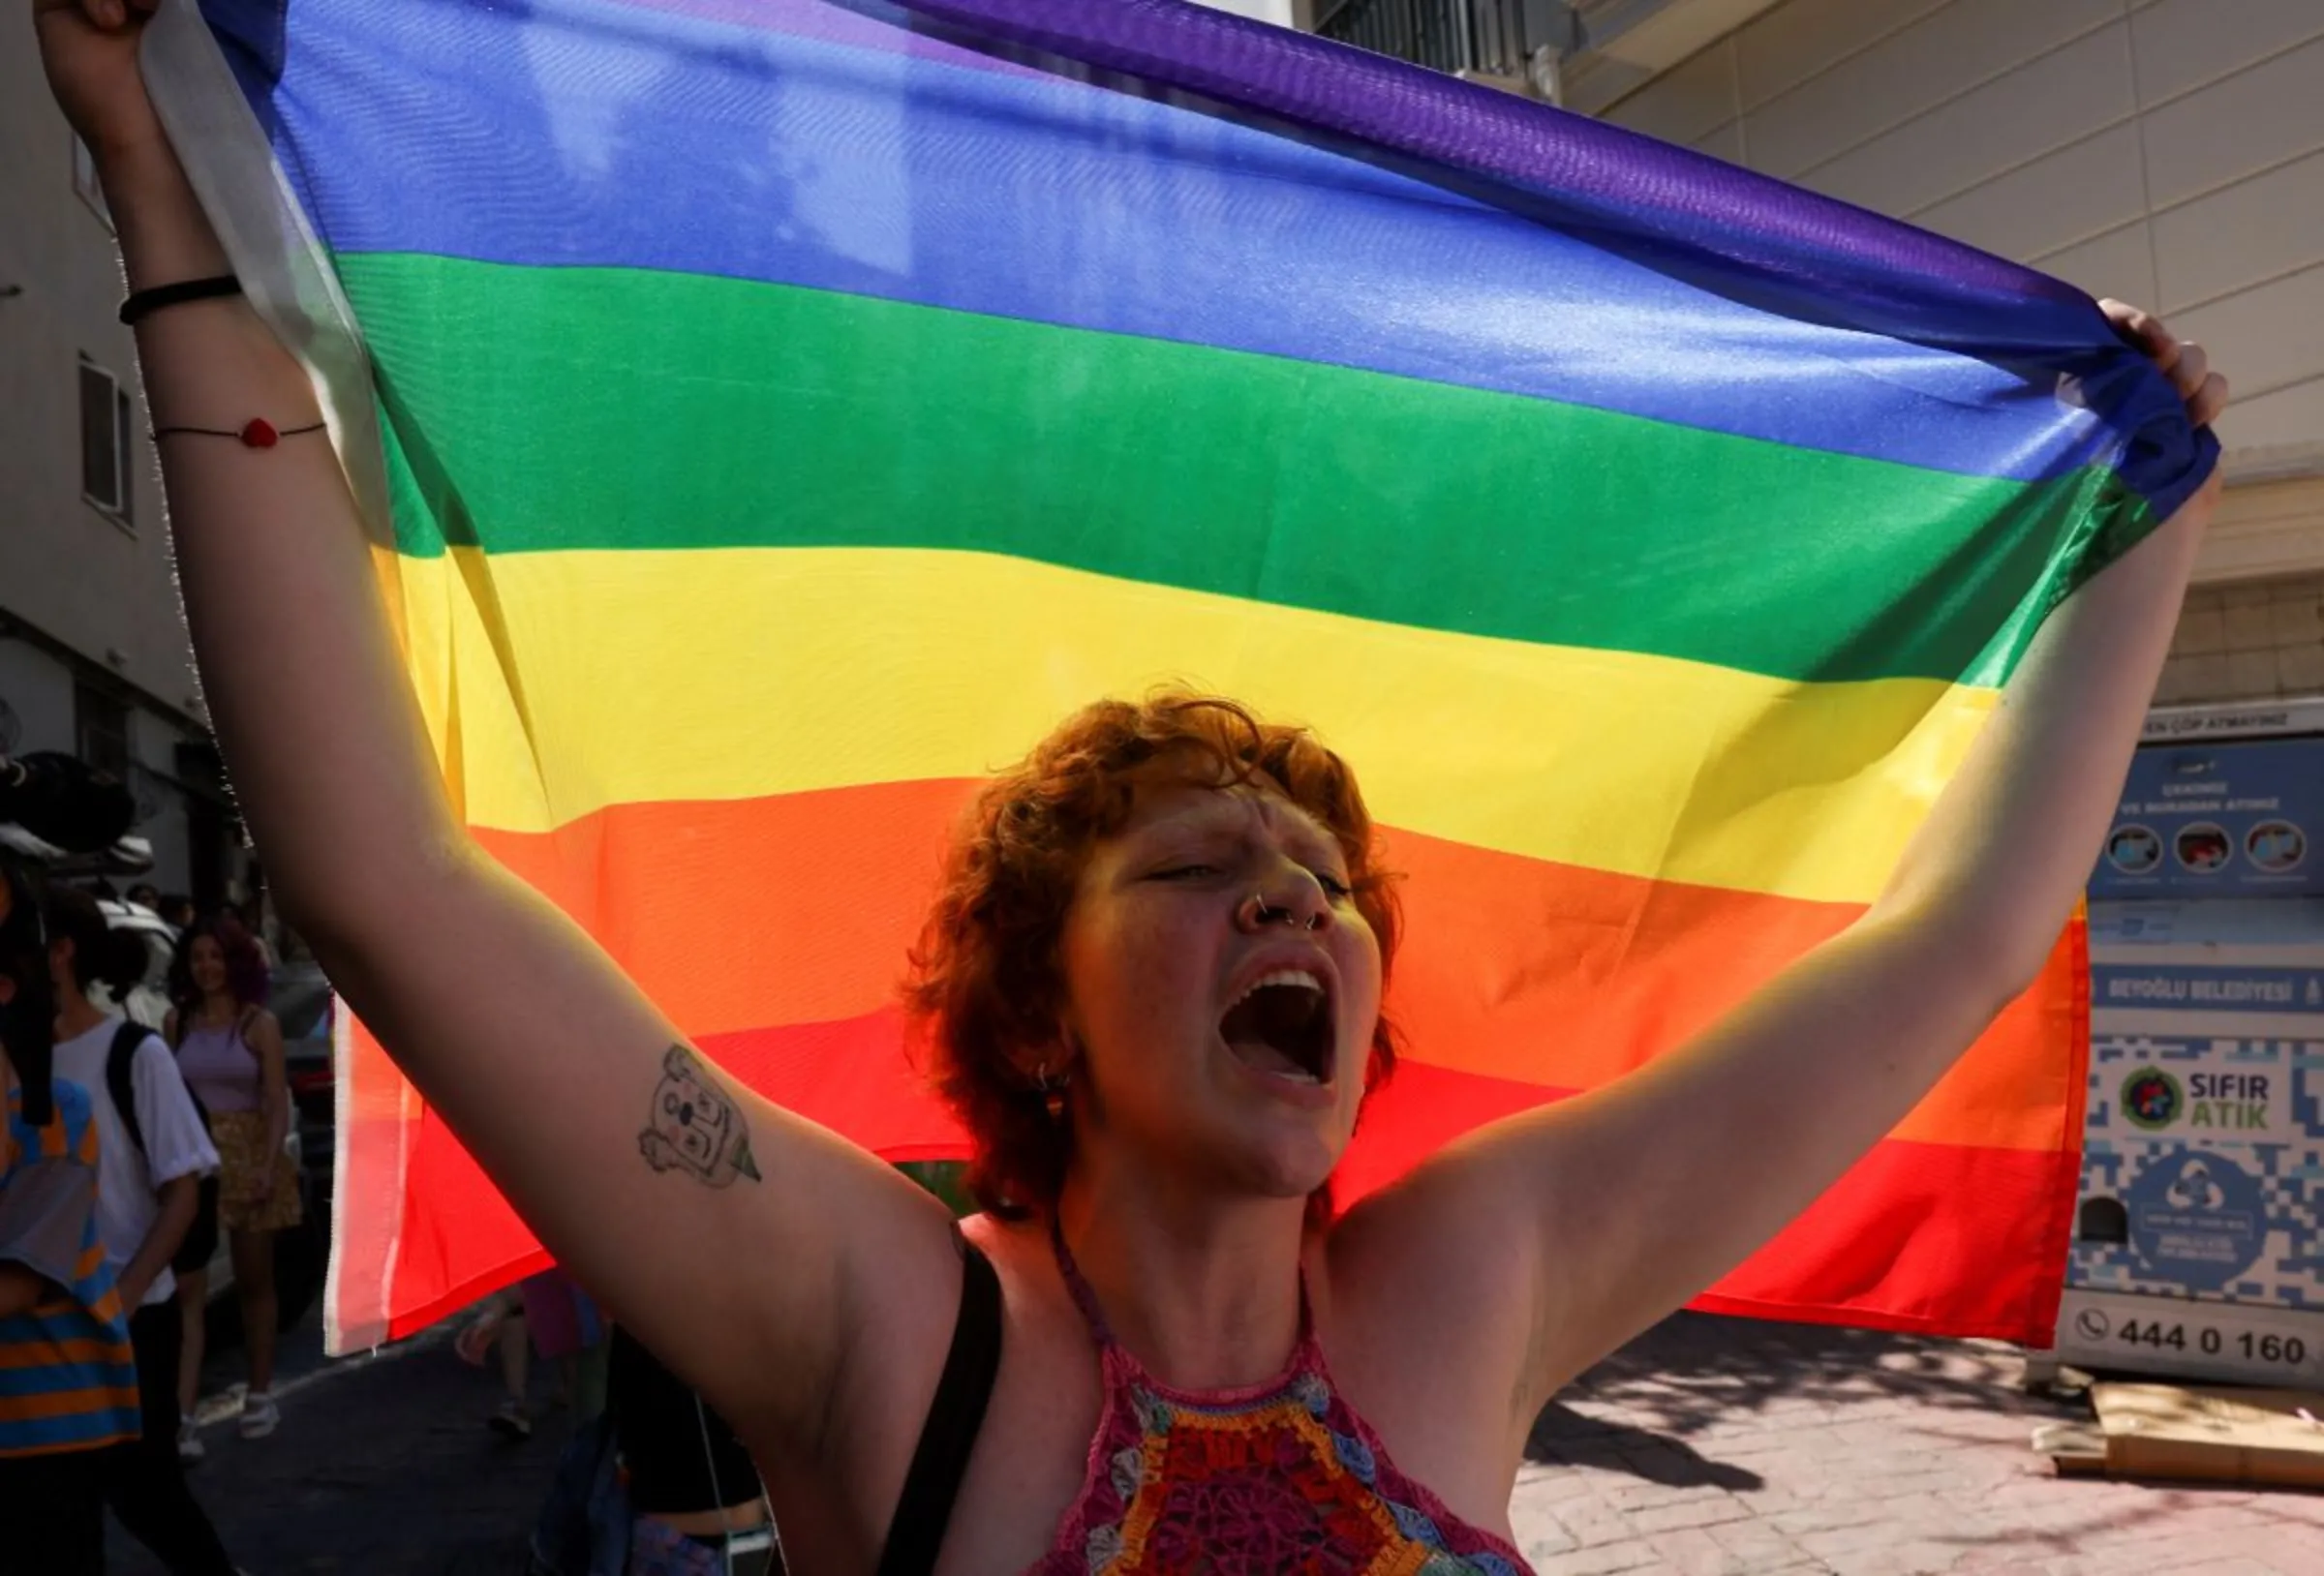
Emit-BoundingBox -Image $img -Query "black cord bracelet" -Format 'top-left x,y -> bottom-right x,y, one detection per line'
151,419 -> 327,448
120,275 -> 244,326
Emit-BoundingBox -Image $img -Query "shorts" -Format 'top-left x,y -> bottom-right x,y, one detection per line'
209,1110 -> 303,1233
627,1519 -> 779,1576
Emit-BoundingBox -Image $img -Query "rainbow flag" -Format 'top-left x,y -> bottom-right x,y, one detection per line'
147,0 -> 2214,1353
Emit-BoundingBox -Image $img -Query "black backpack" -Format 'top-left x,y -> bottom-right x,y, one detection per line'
105,1019 -> 212,1162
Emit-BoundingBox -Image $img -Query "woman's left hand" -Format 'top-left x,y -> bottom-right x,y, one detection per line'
2101,299 -> 2231,430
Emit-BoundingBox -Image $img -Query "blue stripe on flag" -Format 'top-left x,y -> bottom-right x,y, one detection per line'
199,0 -> 2156,485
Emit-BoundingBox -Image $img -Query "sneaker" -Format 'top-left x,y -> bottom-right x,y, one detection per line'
488,1398 -> 532,1440
177,1418 -> 204,1464
238,1391 -> 279,1439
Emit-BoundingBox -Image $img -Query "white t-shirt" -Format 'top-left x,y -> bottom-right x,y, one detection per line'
52,1015 -> 221,1307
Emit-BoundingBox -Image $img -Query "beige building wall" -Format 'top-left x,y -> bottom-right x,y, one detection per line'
1593,0 -> 2324,625
0,23 -> 185,704
2161,571 -> 2324,706
0,9 -> 230,898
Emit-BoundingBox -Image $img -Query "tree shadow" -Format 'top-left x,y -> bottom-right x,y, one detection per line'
1519,1310 -> 2324,1565
1521,1310 -> 2089,1480
1525,1400 -> 1764,1491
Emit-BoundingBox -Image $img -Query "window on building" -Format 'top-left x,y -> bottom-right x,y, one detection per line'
79,358 -> 134,524
75,680 -> 131,781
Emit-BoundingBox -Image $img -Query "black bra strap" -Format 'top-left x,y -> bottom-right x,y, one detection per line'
874,1231 -> 1003,1576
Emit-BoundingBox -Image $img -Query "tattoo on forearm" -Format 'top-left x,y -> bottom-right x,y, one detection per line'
638,1046 -> 763,1187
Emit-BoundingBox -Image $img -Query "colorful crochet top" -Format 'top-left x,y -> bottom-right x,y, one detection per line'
1029,1226 -> 1533,1574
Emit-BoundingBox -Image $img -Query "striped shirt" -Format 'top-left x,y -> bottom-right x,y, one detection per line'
1,1079 -> 140,1458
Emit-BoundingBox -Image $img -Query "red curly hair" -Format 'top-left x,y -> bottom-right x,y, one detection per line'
905,692 -> 1401,1218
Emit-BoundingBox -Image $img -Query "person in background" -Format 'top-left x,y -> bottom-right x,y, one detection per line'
455,1287 -> 536,1438
165,916 -> 297,1441
1,868 -> 141,1576
218,901 -> 275,968
526,1318 -> 779,1576
159,895 -> 197,933
43,889 -> 237,1572
128,884 -> 163,914
93,911 -> 175,1033
609,1325 -> 780,1576
465,1266 -> 610,1440
522,1267 -> 610,1427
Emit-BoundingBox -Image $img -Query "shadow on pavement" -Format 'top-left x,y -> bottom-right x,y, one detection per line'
1523,1309 -> 2324,1570
1522,1310 -> 2083,1480
1525,1399 -> 1766,1490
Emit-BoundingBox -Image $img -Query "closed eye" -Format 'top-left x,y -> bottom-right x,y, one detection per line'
1151,864 -> 1221,882
1315,872 -> 1354,899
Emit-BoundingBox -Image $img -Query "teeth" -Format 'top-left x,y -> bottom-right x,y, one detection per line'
1227,969 -> 1326,1010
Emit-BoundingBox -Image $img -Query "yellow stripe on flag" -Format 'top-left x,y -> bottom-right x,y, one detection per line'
385,546 -> 1997,905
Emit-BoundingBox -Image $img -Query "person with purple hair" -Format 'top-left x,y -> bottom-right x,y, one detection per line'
164,917 -> 297,1446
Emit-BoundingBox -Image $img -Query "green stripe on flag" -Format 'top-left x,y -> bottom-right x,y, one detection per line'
346,252 -> 2151,686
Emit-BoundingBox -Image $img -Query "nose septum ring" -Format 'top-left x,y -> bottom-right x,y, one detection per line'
1250,893 -> 1324,931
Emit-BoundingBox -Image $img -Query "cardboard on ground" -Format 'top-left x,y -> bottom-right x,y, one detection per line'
2040,1382 -> 2324,1488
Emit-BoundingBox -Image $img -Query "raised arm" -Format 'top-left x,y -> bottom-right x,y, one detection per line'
1354,307 -> 2226,1416
34,0 -> 960,1456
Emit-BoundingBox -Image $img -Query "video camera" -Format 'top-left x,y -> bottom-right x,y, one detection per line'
0,752 -> 138,869
0,752 -> 138,1119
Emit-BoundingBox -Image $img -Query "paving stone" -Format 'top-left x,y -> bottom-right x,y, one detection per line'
1646,1526 -> 1758,1576
1819,1541 -> 1982,1576
1625,1496 -> 1758,1534
1768,1500 -> 1914,1538
1546,1497 -> 1645,1549
1528,1542 -> 1665,1576
1707,1517 -> 1813,1559
1603,1478 -> 1736,1511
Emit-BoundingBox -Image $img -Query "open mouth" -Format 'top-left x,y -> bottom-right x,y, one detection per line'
1219,968 -> 1335,1085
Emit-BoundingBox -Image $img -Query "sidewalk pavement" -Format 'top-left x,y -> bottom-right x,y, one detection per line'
1510,1311 -> 2324,1576
113,1302 -> 2324,1574
112,1312 -> 564,1576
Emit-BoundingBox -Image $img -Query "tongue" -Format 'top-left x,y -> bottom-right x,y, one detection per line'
1227,1036 -> 1310,1078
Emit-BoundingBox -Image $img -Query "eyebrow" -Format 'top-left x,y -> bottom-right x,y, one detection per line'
1139,803 -> 1345,869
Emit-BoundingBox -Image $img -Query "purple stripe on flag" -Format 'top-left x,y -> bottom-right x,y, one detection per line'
880,0 -> 2076,309
856,0 -> 2215,516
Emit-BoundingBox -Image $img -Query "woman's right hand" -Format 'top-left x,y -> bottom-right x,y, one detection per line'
33,0 -> 168,166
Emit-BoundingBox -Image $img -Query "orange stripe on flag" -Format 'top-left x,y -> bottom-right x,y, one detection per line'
468,781 -> 2081,1153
